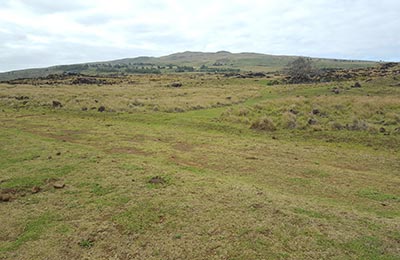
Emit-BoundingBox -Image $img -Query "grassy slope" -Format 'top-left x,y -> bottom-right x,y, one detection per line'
0,51 -> 377,81
0,75 -> 399,259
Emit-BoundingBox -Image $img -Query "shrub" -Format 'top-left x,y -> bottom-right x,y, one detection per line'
250,117 -> 276,131
348,119 -> 369,131
237,107 -> 250,116
330,121 -> 344,130
282,112 -> 297,129
285,57 -> 315,83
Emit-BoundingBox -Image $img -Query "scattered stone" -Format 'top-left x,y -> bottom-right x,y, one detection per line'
47,156 -> 52,160
53,182 -> 65,189
250,203 -> 263,209
352,82 -> 362,88
312,109 -> 320,115
289,109 -> 299,115
308,118 -> 318,125
56,152 -> 61,156
379,127 -> 386,133
0,194 -> 11,202
15,96 -> 29,100
245,156 -> 258,160
72,77 -> 107,85
148,176 -> 166,184
332,88 -> 340,94
81,107 -> 88,111
31,186 -> 41,194
380,62 -> 397,70
52,100 -> 63,108
98,106 -> 105,112
170,82 -> 182,88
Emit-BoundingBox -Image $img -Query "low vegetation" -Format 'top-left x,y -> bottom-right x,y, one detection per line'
0,63 -> 399,259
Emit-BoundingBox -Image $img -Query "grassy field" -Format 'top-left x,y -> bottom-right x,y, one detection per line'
0,51 -> 377,81
0,70 -> 399,259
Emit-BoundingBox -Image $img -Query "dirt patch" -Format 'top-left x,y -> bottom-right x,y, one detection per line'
0,194 -> 11,202
0,188 -> 20,202
148,176 -> 166,184
0,178 -> 65,202
27,129 -> 87,143
108,147 -> 152,156
172,142 -> 194,152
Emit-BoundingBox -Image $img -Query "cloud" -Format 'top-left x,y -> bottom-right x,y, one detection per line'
15,0 -> 88,14
0,0 -> 399,71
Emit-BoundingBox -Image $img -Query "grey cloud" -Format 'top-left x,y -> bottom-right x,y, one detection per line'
0,0 -> 399,72
17,0 -> 88,14
75,14 -> 114,26
0,41 -> 160,72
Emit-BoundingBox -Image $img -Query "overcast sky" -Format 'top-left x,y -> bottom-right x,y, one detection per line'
1,0 -> 399,72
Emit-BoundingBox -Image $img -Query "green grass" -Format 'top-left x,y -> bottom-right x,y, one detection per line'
0,213 -> 57,252
358,189 -> 400,202
0,71 -> 399,259
0,165 -> 75,190
113,201 -> 170,233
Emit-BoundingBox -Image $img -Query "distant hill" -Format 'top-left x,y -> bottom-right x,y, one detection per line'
0,51 -> 378,81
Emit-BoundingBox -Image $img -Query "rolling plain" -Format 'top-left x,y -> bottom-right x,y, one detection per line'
0,57 -> 399,259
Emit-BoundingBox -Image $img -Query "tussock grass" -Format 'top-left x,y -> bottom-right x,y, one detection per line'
0,73 -> 399,259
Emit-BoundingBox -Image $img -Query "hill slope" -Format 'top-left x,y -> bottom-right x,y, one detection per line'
0,51 -> 377,81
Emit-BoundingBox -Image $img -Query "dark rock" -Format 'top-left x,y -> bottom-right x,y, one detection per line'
31,186 -> 41,194
245,72 -> 266,78
308,118 -> 318,125
245,156 -> 258,160
170,82 -> 182,88
0,194 -> 11,202
312,109 -> 320,115
15,96 -> 29,100
289,109 -> 299,115
72,77 -> 108,85
352,82 -> 362,88
379,127 -> 386,133
148,176 -> 166,184
56,152 -> 61,156
53,182 -> 65,189
98,106 -> 105,112
52,101 -> 63,108
81,107 -> 88,111
380,62 -> 397,70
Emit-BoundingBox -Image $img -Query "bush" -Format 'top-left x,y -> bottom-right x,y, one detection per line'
330,121 -> 344,130
250,117 -> 276,131
347,119 -> 369,131
285,57 -> 315,83
282,112 -> 297,129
